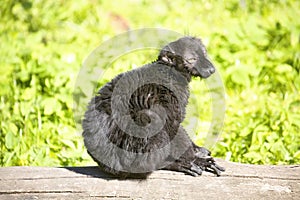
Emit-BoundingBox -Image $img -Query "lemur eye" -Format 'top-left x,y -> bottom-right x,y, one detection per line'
186,58 -> 197,63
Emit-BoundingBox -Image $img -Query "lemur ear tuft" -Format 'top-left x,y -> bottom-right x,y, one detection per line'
158,50 -> 173,65
158,50 -> 183,66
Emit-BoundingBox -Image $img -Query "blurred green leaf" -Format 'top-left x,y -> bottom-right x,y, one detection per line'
5,125 -> 19,150
230,68 -> 250,86
243,152 -> 262,163
21,87 -> 36,100
294,151 -> 300,159
42,97 -> 61,115
275,64 -> 293,74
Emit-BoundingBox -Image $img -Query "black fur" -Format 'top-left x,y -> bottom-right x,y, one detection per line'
82,37 -> 225,178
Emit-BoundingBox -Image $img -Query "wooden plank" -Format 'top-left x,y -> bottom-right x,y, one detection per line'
0,159 -> 299,200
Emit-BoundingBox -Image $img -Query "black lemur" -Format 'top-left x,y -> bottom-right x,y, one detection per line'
82,36 -> 225,178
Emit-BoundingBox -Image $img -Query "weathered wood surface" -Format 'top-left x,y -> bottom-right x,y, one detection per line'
0,159 -> 299,200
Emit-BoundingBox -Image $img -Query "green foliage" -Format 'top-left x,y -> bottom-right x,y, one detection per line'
1,0 -> 299,166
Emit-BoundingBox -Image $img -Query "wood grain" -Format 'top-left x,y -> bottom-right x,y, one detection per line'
0,159 -> 299,200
